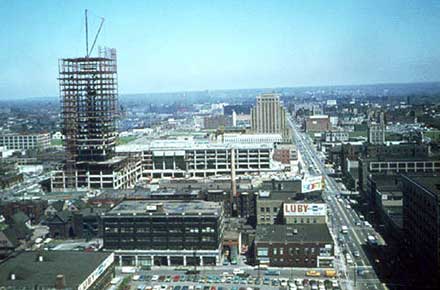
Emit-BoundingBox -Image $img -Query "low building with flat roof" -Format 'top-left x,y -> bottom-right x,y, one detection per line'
102,200 -> 224,267
254,224 -> 334,268
0,251 -> 114,290
116,139 -> 282,180
0,132 -> 50,151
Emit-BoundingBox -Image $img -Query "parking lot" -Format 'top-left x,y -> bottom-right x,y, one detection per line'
112,271 -> 341,290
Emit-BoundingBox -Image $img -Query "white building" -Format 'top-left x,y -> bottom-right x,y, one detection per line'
0,133 -> 50,150
218,133 -> 283,144
116,139 -> 282,180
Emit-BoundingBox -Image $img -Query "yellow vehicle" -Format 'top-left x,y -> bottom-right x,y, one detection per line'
324,270 -> 337,278
305,270 -> 321,277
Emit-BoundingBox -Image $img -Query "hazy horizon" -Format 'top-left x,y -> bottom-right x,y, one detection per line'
2,80 -> 440,102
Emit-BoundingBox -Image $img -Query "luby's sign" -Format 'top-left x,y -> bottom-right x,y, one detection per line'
283,203 -> 327,216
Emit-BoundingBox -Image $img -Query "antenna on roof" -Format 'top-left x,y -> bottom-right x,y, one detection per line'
85,9 -> 89,56
84,9 -> 105,57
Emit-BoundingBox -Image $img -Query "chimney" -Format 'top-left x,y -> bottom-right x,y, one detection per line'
230,148 -> 237,215
55,274 -> 66,289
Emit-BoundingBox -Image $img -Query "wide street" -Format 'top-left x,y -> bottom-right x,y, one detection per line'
288,117 -> 388,290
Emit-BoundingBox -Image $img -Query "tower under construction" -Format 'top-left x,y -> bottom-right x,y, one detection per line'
50,12 -> 141,191
51,48 -> 141,191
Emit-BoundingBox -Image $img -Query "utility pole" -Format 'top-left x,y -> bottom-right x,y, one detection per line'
257,260 -> 260,279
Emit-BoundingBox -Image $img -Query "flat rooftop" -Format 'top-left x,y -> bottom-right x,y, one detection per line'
116,138 -> 273,152
362,156 -> 440,162
308,115 -> 329,119
255,224 -> 332,244
406,175 -> 440,196
0,251 -> 112,289
106,200 -> 222,216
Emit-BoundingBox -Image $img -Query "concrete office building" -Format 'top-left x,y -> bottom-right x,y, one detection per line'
0,132 -> 50,150
254,224 -> 334,268
219,133 -> 283,145
401,175 -> 440,287
250,94 -> 291,141
324,131 -> 349,143
203,115 -> 233,129
50,48 -> 142,191
358,156 -> 440,194
102,200 -> 224,267
367,111 -> 386,145
116,139 -> 282,180
256,191 -> 290,225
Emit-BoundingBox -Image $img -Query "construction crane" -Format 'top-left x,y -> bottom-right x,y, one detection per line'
84,9 -> 105,57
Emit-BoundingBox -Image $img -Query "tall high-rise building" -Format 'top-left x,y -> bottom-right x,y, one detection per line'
51,48 -> 141,191
367,111 -> 386,144
251,94 -> 291,141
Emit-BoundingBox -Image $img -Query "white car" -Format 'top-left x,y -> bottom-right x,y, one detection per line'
280,278 -> 289,287
151,275 -> 159,282
353,250 -> 360,257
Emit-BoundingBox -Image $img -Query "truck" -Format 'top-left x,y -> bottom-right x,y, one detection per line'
340,225 -> 348,234
264,269 -> 281,276
345,253 -> 353,265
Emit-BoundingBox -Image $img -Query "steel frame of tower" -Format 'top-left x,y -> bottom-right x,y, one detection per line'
58,48 -> 118,188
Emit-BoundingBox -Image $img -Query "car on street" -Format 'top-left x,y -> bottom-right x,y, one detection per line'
353,250 -> 360,257
306,270 -> 321,277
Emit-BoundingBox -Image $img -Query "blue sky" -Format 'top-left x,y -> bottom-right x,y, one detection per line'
1,0 -> 440,98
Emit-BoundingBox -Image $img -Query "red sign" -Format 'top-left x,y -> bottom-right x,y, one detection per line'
284,204 -> 309,213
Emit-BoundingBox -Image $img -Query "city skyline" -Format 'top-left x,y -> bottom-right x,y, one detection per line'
1,0 -> 440,99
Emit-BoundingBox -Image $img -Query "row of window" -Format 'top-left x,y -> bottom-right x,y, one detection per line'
258,246 -> 320,256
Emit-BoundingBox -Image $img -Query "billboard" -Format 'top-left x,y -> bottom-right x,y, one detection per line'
284,203 -> 327,216
78,253 -> 114,290
301,175 -> 323,193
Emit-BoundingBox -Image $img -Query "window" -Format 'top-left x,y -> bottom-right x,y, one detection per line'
279,248 -> 284,255
257,247 -> 268,256
261,207 -> 265,212
273,248 -> 278,255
